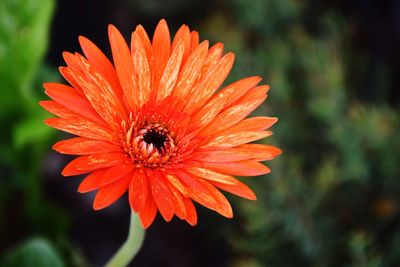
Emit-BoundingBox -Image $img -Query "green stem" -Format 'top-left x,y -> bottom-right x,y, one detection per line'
105,211 -> 145,267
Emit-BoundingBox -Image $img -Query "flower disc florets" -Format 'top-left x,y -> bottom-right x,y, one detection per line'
124,120 -> 176,168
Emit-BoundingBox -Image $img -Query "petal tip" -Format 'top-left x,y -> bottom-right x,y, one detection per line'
42,82 -> 52,89
275,147 -> 283,156
214,42 -> 224,49
186,219 -> 197,226
255,75 -> 263,81
77,187 -> 86,194
58,66 -> 67,73
249,191 -> 257,200
93,198 -> 107,211
51,142 -> 61,152
158,18 -> 167,26
226,51 -> 235,59
77,182 -> 92,193
135,24 -> 144,31
78,35 -> 91,51
61,169 -> 72,177
62,51 -> 73,62
219,207 -> 234,219
78,35 -> 86,43
92,204 -> 102,211
38,100 -> 48,108
141,222 -> 151,229
139,216 -> 155,229
108,24 -> 116,31
44,118 -> 55,127
108,24 -> 120,38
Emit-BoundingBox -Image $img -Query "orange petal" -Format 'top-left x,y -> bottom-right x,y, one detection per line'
171,40 -> 208,102
232,144 -> 282,161
149,170 -> 175,222
165,178 -> 187,220
63,51 -> 81,70
129,169 -> 148,212
78,36 -> 125,105
198,179 -> 233,218
131,31 -> 151,107
183,197 -> 197,226
53,137 -> 121,155
78,169 -> 107,193
193,144 -> 281,162
187,166 -> 238,185
199,85 -> 268,136
139,196 -> 158,228
108,24 -> 137,110
211,180 -> 257,200
134,25 -> 152,61
62,153 -> 127,176
190,77 -> 262,130
184,52 -> 235,115
43,82 -> 105,124
62,157 -> 85,176
72,54 -> 127,129
99,163 -> 135,186
165,174 -> 190,197
40,100 -> 80,120
75,153 -> 127,171
195,42 -> 224,84
59,67 -> 85,98
203,131 -> 272,148
222,117 -> 278,133
157,40 -> 185,102
93,175 -> 130,210
199,160 -> 271,176
219,76 -> 263,110
62,52 -> 87,97
171,24 -> 191,63
190,31 -> 199,52
175,170 -> 218,211
45,117 -> 116,143
151,19 -> 171,99
190,88 -> 227,130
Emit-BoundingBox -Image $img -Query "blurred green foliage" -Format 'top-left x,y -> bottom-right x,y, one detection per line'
0,238 -> 64,267
0,0 -> 67,265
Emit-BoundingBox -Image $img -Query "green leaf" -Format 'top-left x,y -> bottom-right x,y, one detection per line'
0,0 -> 55,116
0,238 -> 64,267
13,111 -> 54,149
13,65 -> 59,149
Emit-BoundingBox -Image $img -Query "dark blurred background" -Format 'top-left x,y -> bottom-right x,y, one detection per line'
1,0 -> 400,266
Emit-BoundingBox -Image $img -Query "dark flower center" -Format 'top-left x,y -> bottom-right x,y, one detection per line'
123,123 -> 177,168
143,128 -> 168,152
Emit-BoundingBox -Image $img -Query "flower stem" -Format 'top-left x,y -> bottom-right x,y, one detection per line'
105,211 -> 145,267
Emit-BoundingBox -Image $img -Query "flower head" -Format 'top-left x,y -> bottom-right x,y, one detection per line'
41,19 -> 281,228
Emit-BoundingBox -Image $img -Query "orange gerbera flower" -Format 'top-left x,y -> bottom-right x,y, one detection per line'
40,19 -> 281,228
